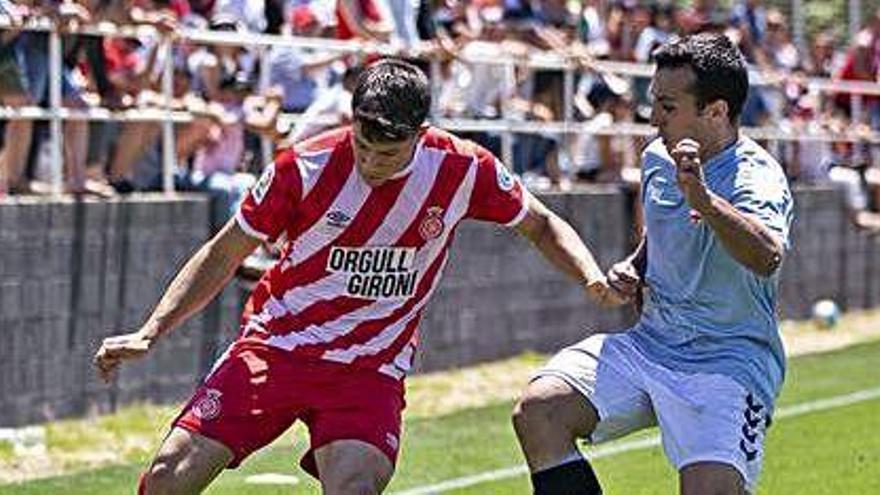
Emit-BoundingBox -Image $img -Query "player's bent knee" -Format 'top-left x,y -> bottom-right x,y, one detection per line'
316,440 -> 394,495
324,473 -> 387,495
513,377 -> 582,439
680,462 -> 747,495
512,395 -> 551,439
139,437 -> 190,495
139,429 -> 233,495
139,461 -> 178,495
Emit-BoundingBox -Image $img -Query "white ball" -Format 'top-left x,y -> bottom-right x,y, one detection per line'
811,299 -> 840,329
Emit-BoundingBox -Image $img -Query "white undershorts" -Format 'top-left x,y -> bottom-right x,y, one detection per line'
534,333 -> 771,492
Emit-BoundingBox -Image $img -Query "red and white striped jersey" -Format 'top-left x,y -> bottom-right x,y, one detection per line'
234,126 -> 527,379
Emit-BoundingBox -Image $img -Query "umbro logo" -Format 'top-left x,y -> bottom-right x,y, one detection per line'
326,210 -> 351,228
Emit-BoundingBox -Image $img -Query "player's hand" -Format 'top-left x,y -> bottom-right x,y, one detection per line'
607,260 -> 641,299
583,277 -> 630,308
669,138 -> 712,214
607,260 -> 644,312
93,331 -> 155,383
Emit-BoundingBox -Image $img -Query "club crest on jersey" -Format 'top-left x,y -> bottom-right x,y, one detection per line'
252,163 -> 276,205
494,159 -> 515,192
419,207 -> 445,241
192,388 -> 222,421
327,246 -> 418,299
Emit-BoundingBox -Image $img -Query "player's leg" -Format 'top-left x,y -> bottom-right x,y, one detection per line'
314,439 -> 395,495
141,342 -> 302,494
300,365 -> 406,495
513,333 -> 654,495
679,462 -> 747,495
513,376 -> 598,470
513,376 -> 603,495
140,427 -> 233,495
646,369 -> 771,495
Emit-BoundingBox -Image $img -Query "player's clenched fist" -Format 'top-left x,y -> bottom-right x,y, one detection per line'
583,277 -> 630,308
669,138 -> 711,213
93,331 -> 154,383
608,259 -> 641,295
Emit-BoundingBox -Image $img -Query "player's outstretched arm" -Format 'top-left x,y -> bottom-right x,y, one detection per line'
514,193 -> 628,307
93,218 -> 261,382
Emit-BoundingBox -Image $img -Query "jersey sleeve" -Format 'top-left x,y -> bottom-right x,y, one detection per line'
235,149 -> 303,243
465,150 -> 528,226
730,161 -> 794,250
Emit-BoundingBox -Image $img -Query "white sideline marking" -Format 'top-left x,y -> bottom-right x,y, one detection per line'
390,386 -> 880,495
244,473 -> 300,485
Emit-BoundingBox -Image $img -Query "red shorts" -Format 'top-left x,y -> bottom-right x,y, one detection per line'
174,340 -> 405,477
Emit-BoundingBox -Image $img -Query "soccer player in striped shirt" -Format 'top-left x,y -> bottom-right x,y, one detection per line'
93,58 -> 625,494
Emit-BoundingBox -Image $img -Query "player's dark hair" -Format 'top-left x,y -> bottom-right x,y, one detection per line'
653,33 -> 748,124
352,58 -> 431,143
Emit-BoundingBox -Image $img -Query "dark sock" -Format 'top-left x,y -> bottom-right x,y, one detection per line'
532,458 -> 602,495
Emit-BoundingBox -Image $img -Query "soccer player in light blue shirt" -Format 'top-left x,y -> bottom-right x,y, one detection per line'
515,33 -> 794,495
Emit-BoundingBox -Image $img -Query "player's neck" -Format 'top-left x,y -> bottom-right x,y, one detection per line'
700,131 -> 738,162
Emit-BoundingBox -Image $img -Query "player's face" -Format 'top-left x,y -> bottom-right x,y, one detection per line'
649,67 -> 709,148
352,122 -> 422,187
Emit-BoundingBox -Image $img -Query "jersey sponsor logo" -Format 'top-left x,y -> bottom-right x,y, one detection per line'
327,246 -> 418,299
494,158 -> 515,191
192,388 -> 222,421
252,163 -> 276,205
419,207 -> 445,241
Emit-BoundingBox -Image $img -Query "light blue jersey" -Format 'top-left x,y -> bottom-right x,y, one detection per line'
631,136 -> 794,409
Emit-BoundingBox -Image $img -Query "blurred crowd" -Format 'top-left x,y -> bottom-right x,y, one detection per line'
0,0 -> 879,229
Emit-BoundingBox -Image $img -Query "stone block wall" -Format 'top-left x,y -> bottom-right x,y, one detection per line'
0,187 -> 875,426
0,196 -> 214,426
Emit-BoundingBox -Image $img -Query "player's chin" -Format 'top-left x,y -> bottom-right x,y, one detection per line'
660,132 -> 684,145
601,297 -> 629,308
363,175 -> 388,187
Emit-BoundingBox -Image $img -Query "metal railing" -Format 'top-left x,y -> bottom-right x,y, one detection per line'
1,16 -> 879,195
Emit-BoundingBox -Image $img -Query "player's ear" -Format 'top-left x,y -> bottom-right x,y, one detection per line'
704,99 -> 729,122
416,123 -> 430,139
